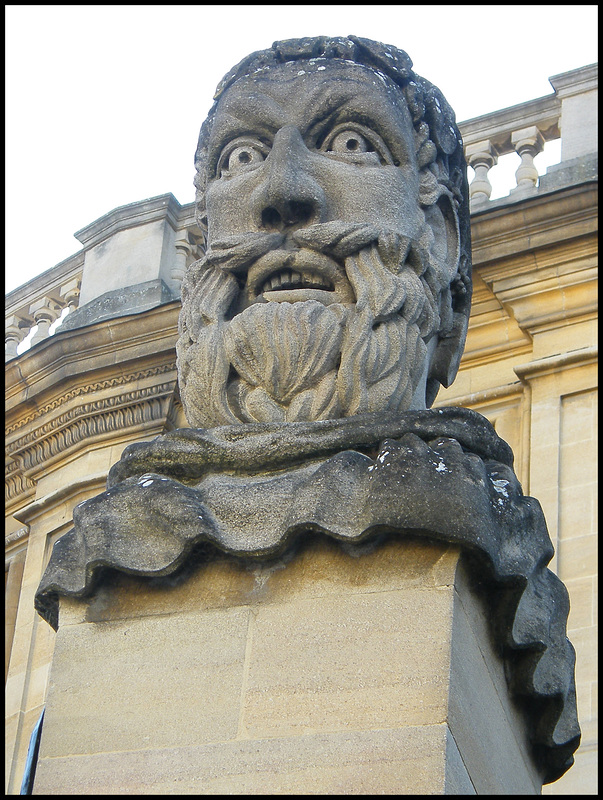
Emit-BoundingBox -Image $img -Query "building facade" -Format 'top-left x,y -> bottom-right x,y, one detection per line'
6,64 -> 597,794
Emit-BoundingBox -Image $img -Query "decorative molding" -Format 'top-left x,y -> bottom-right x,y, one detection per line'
5,251 -> 85,317
514,346 -> 598,380
74,193 -> 182,249
5,302 -> 180,414
5,458 -> 36,504
6,363 -> 175,436
13,472 -> 110,525
435,381 -> 524,410
478,234 -> 597,285
8,383 -> 175,477
470,183 -> 597,267
7,380 -> 175,452
5,526 -> 29,548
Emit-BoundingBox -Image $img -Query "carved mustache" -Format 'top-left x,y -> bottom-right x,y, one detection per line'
204,222 -> 401,274
186,222 -> 432,329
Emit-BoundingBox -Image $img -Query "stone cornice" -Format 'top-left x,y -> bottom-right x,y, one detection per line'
5,457 -> 36,510
8,382 -> 174,481
478,234 -> 597,285
5,526 -> 29,549
176,201 -> 200,230
481,260 -> 596,334
549,63 -> 598,97
6,363 -> 175,438
5,301 -> 181,507
5,301 -> 180,414
514,345 -> 597,381
434,380 -> 523,411
470,182 -> 597,267
459,93 -> 560,149
5,365 -> 177,503
5,251 -> 85,316
74,193 -> 183,249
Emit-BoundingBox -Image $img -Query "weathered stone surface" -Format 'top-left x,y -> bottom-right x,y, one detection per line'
177,36 -> 472,426
35,726 -> 455,795
40,607 -> 250,757
34,538 -> 547,794
59,279 -> 175,330
450,559 -> 542,793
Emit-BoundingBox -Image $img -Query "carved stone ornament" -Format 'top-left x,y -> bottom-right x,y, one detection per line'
36,37 -> 580,783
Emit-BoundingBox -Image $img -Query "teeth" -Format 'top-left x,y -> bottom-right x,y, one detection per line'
261,269 -> 333,294
303,271 -> 323,287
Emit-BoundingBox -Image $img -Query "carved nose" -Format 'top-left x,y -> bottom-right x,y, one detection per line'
253,126 -> 325,231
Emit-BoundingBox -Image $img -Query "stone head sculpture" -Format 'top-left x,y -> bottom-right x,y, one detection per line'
177,35 -> 472,427
35,40 -> 582,781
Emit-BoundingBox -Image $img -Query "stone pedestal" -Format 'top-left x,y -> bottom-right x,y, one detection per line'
34,536 -> 542,795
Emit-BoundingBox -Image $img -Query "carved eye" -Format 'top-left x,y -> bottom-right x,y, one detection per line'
218,139 -> 267,177
321,124 -> 393,165
328,130 -> 371,154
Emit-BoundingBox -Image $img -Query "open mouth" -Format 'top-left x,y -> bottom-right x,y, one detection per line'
260,269 -> 334,294
245,249 -> 354,307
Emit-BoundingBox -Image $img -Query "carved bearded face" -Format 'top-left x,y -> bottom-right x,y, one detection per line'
177,58 -> 467,427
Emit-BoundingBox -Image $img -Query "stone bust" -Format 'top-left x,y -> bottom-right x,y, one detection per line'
36,36 -> 579,782
177,35 -> 471,427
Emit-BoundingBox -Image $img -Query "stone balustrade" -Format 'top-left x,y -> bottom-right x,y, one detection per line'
5,253 -> 84,361
459,63 -> 597,210
5,64 -> 596,362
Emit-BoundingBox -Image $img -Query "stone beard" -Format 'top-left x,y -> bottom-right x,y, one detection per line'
178,223 -> 451,426
176,44 -> 471,429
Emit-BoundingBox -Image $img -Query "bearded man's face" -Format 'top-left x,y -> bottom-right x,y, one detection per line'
177,60 -> 461,427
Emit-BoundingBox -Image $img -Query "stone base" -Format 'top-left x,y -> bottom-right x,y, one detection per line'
34,535 -> 543,794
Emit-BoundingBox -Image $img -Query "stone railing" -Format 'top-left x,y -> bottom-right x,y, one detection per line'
458,63 -> 597,209
5,65 -> 596,362
5,251 -> 84,361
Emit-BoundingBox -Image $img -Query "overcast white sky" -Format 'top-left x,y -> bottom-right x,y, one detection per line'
5,4 -> 598,294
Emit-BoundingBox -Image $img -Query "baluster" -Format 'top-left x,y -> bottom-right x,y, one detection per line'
189,231 -> 205,261
5,314 -> 32,361
172,233 -> 192,286
59,277 -> 82,315
511,126 -> 545,194
466,140 -> 498,207
29,297 -> 64,346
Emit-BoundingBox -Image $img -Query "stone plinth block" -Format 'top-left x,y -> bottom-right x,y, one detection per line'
34,537 -> 542,795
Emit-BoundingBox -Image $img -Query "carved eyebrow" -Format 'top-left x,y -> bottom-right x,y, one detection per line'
308,100 -> 407,165
211,81 -> 360,149
210,94 -> 286,142
304,95 -> 364,144
207,75 -> 412,168
309,102 -> 379,145
296,78 -> 409,157
299,81 -> 357,122
207,96 -> 286,174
